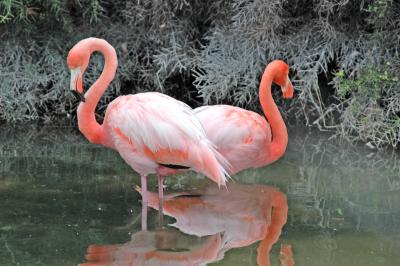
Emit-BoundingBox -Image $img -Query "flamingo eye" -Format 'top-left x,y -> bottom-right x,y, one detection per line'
67,52 -> 83,69
274,74 -> 287,87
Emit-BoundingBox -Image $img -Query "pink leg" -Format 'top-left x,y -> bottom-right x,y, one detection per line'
158,175 -> 164,227
141,174 -> 148,231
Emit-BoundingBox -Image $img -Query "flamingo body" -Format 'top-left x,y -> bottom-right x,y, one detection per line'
194,105 -> 272,174
102,92 -> 228,182
194,60 -> 294,175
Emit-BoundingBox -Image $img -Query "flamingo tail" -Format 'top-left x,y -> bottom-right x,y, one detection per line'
190,140 -> 231,187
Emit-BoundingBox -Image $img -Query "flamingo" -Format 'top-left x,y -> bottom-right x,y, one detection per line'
194,60 -> 294,175
66,37 -> 230,227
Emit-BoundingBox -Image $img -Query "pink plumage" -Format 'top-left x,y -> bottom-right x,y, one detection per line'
194,105 -> 272,174
194,60 -> 294,175
103,92 -> 229,184
67,38 -> 230,215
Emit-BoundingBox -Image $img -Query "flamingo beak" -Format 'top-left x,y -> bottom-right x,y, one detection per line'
282,76 -> 294,99
70,67 -> 85,102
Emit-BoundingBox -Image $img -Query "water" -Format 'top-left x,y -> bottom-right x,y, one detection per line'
0,126 -> 399,265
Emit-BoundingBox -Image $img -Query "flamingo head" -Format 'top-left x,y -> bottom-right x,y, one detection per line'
270,60 -> 294,99
67,41 -> 91,102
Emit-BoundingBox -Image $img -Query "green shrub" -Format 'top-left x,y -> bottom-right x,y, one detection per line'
335,68 -> 398,101
332,66 -> 399,148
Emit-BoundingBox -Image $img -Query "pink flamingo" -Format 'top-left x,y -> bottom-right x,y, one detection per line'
194,60 -> 294,175
66,37 -> 229,226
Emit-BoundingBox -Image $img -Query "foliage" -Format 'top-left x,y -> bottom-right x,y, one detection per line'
0,0 -> 399,148
332,66 -> 400,148
0,0 -> 202,122
0,0 -> 104,25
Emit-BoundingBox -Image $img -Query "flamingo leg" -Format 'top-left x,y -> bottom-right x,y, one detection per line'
140,174 -> 148,231
157,174 -> 164,227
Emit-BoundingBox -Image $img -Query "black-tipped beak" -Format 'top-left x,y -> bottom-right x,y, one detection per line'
70,67 -> 85,102
71,90 -> 86,102
282,76 -> 294,99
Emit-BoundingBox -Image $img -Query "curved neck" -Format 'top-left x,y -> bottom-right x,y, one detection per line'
259,65 -> 288,163
77,39 -> 117,144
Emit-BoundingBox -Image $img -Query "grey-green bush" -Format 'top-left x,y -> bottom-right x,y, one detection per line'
0,0 -> 399,148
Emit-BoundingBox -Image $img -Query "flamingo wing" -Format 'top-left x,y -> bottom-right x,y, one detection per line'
105,92 -> 229,183
194,105 -> 271,174
107,92 -> 205,150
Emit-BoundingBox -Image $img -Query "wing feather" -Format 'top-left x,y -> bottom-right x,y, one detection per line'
194,105 -> 270,173
107,92 -> 206,152
104,92 -> 230,182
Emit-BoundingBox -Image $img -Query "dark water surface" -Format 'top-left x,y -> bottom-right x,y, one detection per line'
1,126 -> 399,265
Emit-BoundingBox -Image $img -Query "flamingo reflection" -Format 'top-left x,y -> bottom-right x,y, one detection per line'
80,183 -> 293,266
